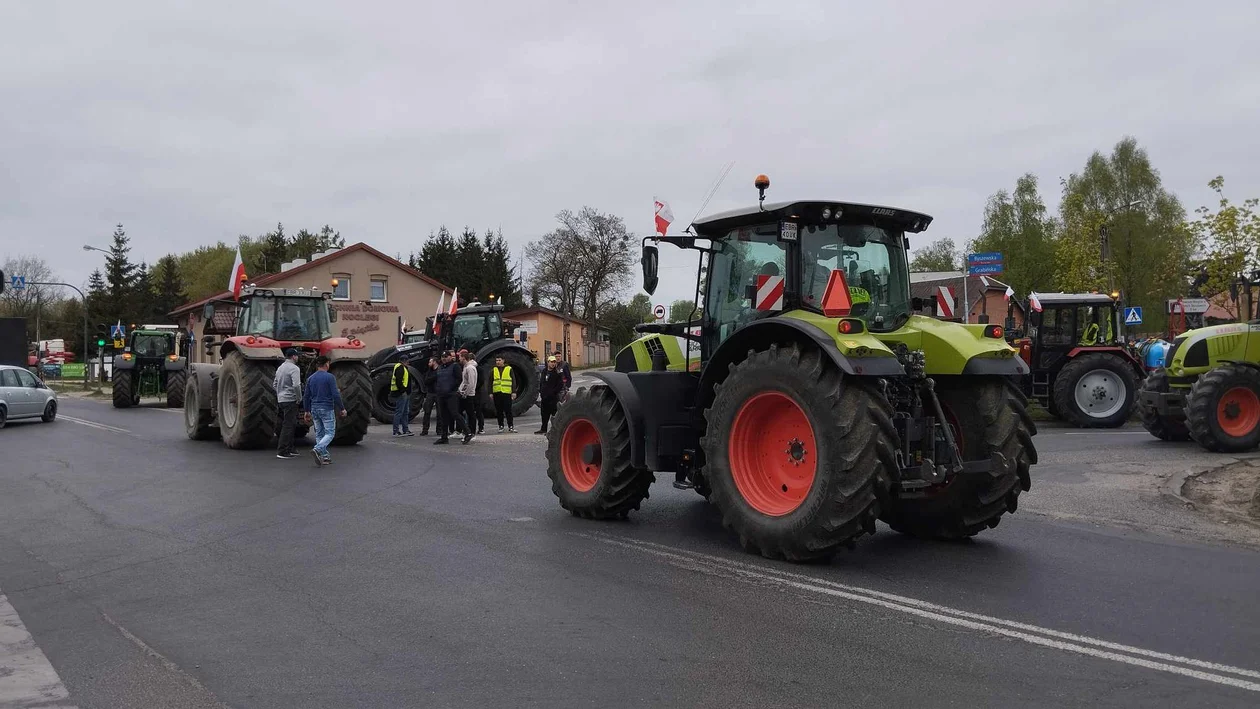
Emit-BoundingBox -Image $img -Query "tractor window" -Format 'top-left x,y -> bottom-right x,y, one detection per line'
452,314 -> 490,351
705,225 -> 788,348
1074,306 -> 1115,345
800,224 -> 910,331
241,298 -> 276,337
1039,308 -> 1073,346
276,298 -> 332,341
131,334 -> 172,357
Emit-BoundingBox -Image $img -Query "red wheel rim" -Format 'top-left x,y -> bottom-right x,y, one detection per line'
728,392 -> 817,516
1217,386 -> 1260,437
560,418 -> 602,492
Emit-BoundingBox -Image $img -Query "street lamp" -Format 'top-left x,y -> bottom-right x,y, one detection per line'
83,244 -> 109,255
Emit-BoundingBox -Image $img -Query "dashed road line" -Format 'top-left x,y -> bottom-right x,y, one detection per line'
58,415 -> 130,434
0,589 -> 76,708
581,533 -> 1260,692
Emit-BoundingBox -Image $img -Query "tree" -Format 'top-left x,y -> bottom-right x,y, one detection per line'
103,224 -> 137,324
601,294 -> 656,351
132,261 -> 155,324
908,238 -> 959,272
288,225 -> 344,261
527,207 -> 635,335
1056,137 -> 1193,333
969,173 -> 1057,297
526,228 -> 585,316
454,227 -> 485,299
256,222 -> 289,275
415,227 -> 459,290
0,254 -> 57,319
481,229 -> 523,309
175,242 -> 237,302
669,299 -> 697,323
1192,176 -> 1260,319
152,255 -> 187,321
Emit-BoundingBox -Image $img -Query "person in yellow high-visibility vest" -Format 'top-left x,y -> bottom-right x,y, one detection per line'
390,360 -> 415,437
491,355 -> 517,432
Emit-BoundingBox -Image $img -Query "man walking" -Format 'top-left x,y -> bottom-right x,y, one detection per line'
302,356 -> 346,466
274,347 -> 302,459
419,357 -> 439,435
432,350 -> 462,445
491,355 -> 516,432
536,356 -> 564,435
458,349 -> 486,434
391,360 -> 415,437
458,350 -> 479,444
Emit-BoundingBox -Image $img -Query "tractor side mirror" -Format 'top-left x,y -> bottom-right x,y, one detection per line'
642,246 -> 659,295
328,306 -> 338,323
202,303 -> 215,321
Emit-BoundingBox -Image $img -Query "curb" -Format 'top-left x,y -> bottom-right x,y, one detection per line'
1162,454 -> 1260,515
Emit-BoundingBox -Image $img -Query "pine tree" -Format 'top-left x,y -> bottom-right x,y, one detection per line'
416,226 -> 459,288
132,261 -> 155,324
455,227 -> 485,299
152,255 -> 187,321
257,222 -> 289,274
481,229 -> 523,308
104,224 -> 137,324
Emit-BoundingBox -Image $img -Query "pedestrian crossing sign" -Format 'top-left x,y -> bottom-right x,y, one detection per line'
1123,307 -> 1143,325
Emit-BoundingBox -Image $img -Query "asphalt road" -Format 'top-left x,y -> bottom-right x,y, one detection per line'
1,395 -> 1258,708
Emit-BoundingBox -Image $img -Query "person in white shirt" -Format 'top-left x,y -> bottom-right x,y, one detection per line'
457,351 -> 479,444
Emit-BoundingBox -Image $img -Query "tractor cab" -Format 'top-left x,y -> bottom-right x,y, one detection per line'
124,325 -> 180,360
1023,293 -> 1123,372
424,303 -> 506,353
233,287 -> 336,343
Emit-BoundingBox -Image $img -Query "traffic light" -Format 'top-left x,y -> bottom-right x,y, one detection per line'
0,269 -> 5,294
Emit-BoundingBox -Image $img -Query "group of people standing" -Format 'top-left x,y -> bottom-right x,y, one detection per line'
274,348 -> 346,466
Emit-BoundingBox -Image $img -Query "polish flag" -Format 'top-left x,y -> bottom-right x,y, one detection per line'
433,292 -> 445,335
1004,285 -> 1015,301
654,197 -> 674,236
227,247 -> 248,299
448,287 -> 459,317
1029,292 -> 1043,313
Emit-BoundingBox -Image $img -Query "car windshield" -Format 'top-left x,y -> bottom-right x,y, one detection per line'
800,224 -> 910,331
242,297 -> 331,341
131,333 -> 172,356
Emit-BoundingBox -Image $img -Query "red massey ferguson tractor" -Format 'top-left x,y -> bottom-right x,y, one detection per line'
184,285 -> 372,448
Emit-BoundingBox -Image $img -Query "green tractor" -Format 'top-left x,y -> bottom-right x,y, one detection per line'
1139,296 -> 1260,451
545,176 -> 1038,561
111,325 -> 188,409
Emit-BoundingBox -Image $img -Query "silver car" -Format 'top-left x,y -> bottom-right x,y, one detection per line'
0,364 -> 58,428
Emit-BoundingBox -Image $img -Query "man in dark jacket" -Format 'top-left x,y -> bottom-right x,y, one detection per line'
419,357 -> 440,435
431,350 -> 464,444
536,356 -> 565,435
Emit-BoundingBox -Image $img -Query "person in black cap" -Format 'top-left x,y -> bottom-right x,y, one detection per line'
273,347 -> 303,458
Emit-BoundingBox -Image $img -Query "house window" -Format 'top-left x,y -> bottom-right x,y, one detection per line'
332,275 -> 350,300
370,278 -> 387,302
544,340 -> 552,357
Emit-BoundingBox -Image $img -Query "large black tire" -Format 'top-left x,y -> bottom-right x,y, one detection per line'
331,362 -> 372,446
700,343 -> 896,562
112,370 -> 133,408
217,352 -> 278,449
879,377 -> 1037,539
545,385 -> 654,519
1139,369 -> 1191,441
1052,353 -> 1138,428
479,349 -> 539,418
184,376 -> 220,441
166,369 -> 186,409
1185,364 -> 1260,453
370,365 -> 423,425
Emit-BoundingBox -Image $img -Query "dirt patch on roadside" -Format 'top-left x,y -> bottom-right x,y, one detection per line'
1183,461 -> 1260,523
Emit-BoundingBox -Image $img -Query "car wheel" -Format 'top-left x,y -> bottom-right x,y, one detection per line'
41,400 -> 57,423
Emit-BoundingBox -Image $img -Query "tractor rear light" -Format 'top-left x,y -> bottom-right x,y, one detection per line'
837,318 -> 864,335
168,354 -> 178,361
246,336 -> 257,345
984,325 -> 1003,339
121,353 -> 132,360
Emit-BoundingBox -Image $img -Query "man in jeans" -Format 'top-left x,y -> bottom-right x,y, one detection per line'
273,348 -> 303,459
302,356 -> 346,466
457,350 -> 479,444
390,360 -> 415,437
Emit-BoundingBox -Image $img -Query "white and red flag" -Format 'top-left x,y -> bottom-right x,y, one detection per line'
448,287 -> 459,317
936,285 -> 955,318
1004,285 -> 1015,301
227,247 -> 248,299
1029,292 -> 1043,313
433,291 -> 446,334
654,197 -> 674,236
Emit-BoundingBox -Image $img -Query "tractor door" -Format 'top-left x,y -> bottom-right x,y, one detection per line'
703,225 -> 789,360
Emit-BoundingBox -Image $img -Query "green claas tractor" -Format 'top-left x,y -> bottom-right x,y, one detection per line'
545,176 -> 1038,561
111,325 -> 188,409
184,285 -> 372,449
1139,292 -> 1260,451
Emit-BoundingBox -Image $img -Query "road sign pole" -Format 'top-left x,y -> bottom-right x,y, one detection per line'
962,258 -> 968,324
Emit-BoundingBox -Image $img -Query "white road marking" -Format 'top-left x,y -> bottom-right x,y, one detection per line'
0,590 -> 76,708
58,415 -> 130,434
582,534 -> 1260,692
1062,431 -> 1152,436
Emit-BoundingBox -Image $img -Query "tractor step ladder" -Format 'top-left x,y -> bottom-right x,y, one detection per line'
1031,371 -> 1051,404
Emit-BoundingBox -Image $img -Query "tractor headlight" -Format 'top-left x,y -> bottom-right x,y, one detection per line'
822,208 -> 832,220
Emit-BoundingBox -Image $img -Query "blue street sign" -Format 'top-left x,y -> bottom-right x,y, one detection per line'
967,252 -> 1003,265
1124,306 -> 1143,325
110,324 -> 125,338
968,263 -> 1004,275
9,275 -> 25,290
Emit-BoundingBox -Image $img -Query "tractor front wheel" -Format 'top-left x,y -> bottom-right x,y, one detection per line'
545,386 -> 654,519
218,352 -> 278,449
1138,369 -> 1191,441
1185,365 -> 1260,453
1052,353 -> 1137,428
112,370 -> 133,408
331,362 -> 372,446
700,343 -> 896,561
880,377 -> 1036,539
166,369 -> 186,409
184,376 -> 219,441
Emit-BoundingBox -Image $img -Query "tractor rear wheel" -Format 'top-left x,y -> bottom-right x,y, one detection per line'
546,386 -> 654,518
371,365 -> 423,425
217,352 -> 277,449
184,376 -> 219,441
1185,364 -> 1260,453
166,369 -> 186,409
331,362 -> 372,446
112,370 -> 133,408
879,377 -> 1036,539
1139,369 -> 1191,441
1052,353 -> 1137,428
700,343 -> 896,561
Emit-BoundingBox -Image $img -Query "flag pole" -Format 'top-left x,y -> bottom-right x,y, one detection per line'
962,255 -> 969,324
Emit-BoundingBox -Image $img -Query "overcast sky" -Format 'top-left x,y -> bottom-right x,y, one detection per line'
3,1 -> 1257,307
